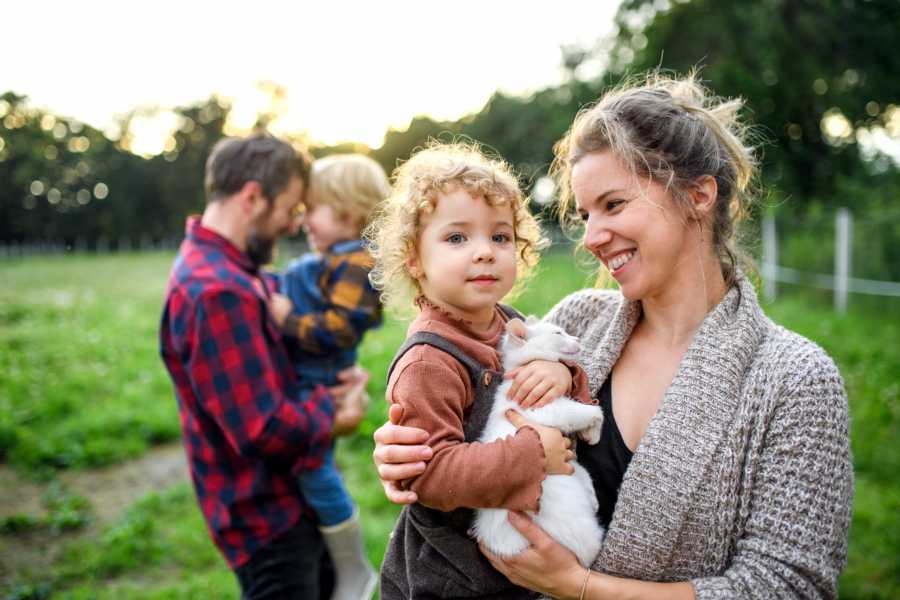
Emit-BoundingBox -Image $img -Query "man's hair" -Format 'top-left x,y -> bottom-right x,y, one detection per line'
204,134 -> 313,203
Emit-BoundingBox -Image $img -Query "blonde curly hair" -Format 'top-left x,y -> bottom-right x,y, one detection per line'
365,142 -> 548,314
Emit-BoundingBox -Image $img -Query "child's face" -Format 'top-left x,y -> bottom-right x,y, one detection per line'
410,188 -> 517,328
301,201 -> 359,252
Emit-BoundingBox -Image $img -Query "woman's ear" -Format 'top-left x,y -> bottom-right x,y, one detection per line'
687,175 -> 718,221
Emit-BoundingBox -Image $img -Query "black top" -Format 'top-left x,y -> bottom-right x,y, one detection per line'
576,376 -> 634,528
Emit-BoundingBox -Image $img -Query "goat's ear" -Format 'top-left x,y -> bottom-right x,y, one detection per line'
525,315 -> 539,326
506,318 -> 529,341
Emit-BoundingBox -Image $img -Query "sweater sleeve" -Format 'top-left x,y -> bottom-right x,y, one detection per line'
692,351 -> 853,600
391,354 -> 546,512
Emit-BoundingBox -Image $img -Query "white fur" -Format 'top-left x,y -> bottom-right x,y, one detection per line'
473,317 -> 605,567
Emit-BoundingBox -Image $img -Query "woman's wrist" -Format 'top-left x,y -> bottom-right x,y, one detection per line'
577,566 -> 592,600
556,564 -> 591,600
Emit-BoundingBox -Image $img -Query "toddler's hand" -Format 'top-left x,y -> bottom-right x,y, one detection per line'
505,410 -> 575,476
268,293 -> 293,327
505,360 -> 572,408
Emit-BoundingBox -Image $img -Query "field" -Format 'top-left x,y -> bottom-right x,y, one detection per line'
1,251 -> 898,599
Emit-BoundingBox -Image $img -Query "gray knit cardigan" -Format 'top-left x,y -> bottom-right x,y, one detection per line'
543,277 -> 853,599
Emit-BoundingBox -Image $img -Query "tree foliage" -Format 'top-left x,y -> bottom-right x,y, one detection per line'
2,0 -> 898,245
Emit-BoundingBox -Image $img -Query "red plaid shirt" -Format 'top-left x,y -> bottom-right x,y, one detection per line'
159,216 -> 335,568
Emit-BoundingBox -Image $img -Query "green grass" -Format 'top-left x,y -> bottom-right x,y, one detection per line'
0,253 -> 179,473
1,251 -> 897,598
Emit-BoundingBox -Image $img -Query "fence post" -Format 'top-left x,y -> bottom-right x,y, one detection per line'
762,213 -> 778,303
834,208 -> 852,313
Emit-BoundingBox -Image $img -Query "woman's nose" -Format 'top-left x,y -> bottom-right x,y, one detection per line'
583,216 -> 613,252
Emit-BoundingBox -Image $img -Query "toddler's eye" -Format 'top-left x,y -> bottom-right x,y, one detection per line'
446,233 -> 466,244
492,233 -> 512,244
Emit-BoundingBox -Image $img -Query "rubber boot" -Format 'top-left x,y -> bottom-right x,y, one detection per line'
321,509 -> 377,600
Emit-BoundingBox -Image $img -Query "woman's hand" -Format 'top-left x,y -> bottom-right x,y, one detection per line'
481,511 -> 585,599
506,360 -> 573,408
506,410 -> 575,476
372,404 -> 434,504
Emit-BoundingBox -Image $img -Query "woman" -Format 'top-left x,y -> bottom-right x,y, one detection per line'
373,74 -> 853,599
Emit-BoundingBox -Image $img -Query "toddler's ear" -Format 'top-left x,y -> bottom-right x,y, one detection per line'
506,318 -> 529,341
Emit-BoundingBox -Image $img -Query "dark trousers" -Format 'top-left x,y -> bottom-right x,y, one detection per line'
235,519 -> 334,600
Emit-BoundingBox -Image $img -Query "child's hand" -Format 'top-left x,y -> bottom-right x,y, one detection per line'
268,293 -> 293,327
505,410 -> 575,476
505,360 -> 572,408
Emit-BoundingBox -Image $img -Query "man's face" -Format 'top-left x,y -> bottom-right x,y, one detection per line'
246,176 -> 305,267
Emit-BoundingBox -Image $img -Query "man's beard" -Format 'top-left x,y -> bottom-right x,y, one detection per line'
246,231 -> 277,268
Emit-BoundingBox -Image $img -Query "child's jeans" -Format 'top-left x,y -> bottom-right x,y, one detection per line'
299,446 -> 355,526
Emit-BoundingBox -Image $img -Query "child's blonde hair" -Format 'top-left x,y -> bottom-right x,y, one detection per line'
308,154 -> 390,230
366,142 -> 549,313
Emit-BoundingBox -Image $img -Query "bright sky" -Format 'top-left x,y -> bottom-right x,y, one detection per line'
3,1 -> 620,154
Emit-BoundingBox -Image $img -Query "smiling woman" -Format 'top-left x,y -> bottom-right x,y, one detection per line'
372,73 -> 853,600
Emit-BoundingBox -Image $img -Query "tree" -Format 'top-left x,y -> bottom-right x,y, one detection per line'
608,0 -> 900,204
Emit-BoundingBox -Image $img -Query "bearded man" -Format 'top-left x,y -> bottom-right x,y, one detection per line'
160,134 -> 365,598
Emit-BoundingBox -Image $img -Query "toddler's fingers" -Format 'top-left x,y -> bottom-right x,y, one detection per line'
505,409 -> 531,430
503,367 -> 521,380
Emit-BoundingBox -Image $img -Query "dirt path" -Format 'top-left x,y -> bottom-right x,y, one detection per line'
0,442 -> 189,589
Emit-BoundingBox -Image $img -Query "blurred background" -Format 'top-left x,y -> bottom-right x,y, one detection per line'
1,1 -> 898,598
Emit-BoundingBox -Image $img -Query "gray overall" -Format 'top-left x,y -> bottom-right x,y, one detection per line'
379,306 -> 540,600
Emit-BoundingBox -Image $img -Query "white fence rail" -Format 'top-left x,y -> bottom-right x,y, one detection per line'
762,208 -> 900,311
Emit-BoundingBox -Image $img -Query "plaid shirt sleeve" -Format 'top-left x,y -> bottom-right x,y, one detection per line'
188,288 -> 335,475
282,252 -> 381,354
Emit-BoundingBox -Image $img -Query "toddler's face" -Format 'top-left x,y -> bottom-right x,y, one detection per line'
410,188 -> 517,328
301,200 -> 358,252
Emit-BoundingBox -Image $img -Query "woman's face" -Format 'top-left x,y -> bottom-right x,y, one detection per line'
571,150 -> 695,301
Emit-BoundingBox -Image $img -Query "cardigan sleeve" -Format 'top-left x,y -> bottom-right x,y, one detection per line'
691,348 -> 853,600
544,288 -> 619,338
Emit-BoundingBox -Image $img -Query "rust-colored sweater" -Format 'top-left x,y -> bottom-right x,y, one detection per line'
386,301 -> 592,513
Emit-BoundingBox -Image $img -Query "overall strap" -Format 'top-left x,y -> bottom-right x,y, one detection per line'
497,303 -> 525,322
387,331 -> 485,386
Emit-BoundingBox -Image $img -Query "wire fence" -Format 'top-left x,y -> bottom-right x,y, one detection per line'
3,208 -> 899,313
761,209 -> 900,311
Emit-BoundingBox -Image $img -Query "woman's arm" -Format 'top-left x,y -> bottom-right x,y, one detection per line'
373,404 -> 432,504
482,511 -> 695,600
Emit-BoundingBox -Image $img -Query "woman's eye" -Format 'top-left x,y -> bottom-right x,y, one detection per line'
577,211 -> 589,222
607,200 -> 625,211
446,233 -> 466,244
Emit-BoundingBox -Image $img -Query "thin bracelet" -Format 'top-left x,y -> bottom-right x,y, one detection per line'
579,566 -> 592,600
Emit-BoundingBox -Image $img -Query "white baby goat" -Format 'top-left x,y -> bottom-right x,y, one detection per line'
473,317 -> 605,568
